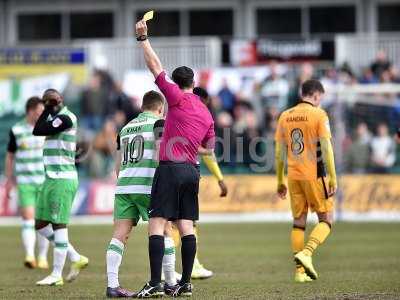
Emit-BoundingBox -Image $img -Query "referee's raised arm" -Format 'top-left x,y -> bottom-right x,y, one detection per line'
135,20 -> 183,107
135,20 -> 163,78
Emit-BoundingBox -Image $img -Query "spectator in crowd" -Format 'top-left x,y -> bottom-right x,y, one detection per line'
215,111 -> 237,169
80,70 -> 109,132
256,61 -> 289,133
287,62 -> 314,108
359,67 -> 379,84
321,68 -> 339,85
263,106 -> 279,135
338,62 -> 358,85
389,65 -> 400,83
396,127 -> 400,144
217,79 -> 236,114
344,123 -> 372,173
108,81 -> 140,125
80,70 -> 140,133
232,102 -> 262,168
370,50 -> 392,79
380,70 -> 393,83
258,61 -> 289,111
320,68 -> 340,108
370,123 -> 396,173
87,119 -> 118,178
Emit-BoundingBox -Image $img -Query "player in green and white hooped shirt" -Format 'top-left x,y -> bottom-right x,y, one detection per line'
5,97 -> 50,269
106,91 -> 177,298
32,89 -> 88,286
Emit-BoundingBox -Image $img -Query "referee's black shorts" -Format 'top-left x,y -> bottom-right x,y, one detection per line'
149,161 -> 200,221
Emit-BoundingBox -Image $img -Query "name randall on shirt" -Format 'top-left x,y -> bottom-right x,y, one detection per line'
286,116 -> 308,122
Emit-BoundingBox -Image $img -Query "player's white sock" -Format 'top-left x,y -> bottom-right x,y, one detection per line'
37,224 -> 54,242
37,233 -> 49,260
67,243 -> 81,263
37,224 -> 80,262
22,219 -> 36,258
51,228 -> 69,278
106,238 -> 124,288
163,236 -> 177,285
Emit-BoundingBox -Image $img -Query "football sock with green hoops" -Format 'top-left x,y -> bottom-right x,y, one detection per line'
106,238 -> 124,288
162,236 -> 177,285
52,228 -> 68,278
37,224 -> 80,262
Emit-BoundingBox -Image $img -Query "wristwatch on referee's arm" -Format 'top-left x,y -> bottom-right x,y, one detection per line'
136,35 -> 147,42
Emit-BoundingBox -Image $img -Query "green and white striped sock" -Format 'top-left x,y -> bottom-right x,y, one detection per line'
52,228 -> 68,278
106,238 -> 124,288
37,224 -> 80,262
163,237 -> 177,285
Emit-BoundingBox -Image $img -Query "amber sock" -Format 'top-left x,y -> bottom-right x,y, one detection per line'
291,226 -> 305,272
304,221 -> 331,256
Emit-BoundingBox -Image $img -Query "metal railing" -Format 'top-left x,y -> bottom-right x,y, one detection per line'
84,37 -> 222,81
335,33 -> 400,73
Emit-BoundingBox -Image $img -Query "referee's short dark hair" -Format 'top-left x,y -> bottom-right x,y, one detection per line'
172,66 -> 194,89
301,79 -> 325,97
142,90 -> 164,111
25,96 -> 43,113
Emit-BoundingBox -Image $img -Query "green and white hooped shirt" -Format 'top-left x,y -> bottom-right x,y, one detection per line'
11,120 -> 45,185
116,112 -> 160,195
43,107 -> 78,180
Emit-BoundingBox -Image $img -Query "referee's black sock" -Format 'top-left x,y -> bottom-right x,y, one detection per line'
180,234 -> 197,284
148,235 -> 164,286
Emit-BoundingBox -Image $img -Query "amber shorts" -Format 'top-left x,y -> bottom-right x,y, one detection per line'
288,178 -> 334,218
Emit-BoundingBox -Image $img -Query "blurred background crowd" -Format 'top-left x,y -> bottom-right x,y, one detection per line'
74,49 -> 400,178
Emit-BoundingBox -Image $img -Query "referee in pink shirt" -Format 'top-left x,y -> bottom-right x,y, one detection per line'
135,20 -> 215,298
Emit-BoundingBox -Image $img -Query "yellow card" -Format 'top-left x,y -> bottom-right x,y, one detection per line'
143,10 -> 154,22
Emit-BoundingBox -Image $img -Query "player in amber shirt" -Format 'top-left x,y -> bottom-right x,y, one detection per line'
275,79 -> 337,282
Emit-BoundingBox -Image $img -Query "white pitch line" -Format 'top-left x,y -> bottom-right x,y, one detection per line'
1,211 -> 400,226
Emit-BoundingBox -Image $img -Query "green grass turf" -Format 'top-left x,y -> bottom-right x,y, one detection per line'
0,222 -> 399,299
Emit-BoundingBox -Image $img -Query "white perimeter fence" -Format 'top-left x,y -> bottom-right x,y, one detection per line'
84,37 -> 222,81
335,33 -> 400,73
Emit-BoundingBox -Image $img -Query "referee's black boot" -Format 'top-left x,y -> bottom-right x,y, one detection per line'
135,282 -> 164,298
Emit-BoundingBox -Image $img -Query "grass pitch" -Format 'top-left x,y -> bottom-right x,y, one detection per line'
0,222 -> 399,299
